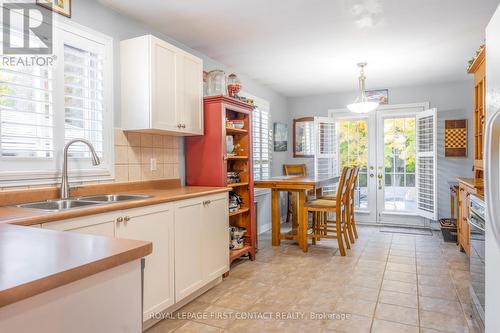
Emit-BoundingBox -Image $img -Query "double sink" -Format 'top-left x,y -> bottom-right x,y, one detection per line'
17,194 -> 151,212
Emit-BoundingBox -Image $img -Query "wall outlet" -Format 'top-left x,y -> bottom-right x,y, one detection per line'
150,158 -> 157,171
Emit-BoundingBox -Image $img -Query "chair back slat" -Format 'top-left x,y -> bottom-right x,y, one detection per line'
342,167 -> 357,205
283,164 -> 307,176
336,166 -> 352,206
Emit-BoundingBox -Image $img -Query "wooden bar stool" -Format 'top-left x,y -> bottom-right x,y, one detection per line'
349,166 -> 360,241
283,164 -> 307,225
320,165 -> 359,244
303,166 -> 352,255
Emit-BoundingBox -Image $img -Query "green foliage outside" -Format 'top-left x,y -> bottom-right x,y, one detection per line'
338,117 -> 416,188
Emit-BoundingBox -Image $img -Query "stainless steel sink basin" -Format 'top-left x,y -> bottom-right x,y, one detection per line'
17,199 -> 102,211
77,194 -> 151,202
15,194 -> 151,212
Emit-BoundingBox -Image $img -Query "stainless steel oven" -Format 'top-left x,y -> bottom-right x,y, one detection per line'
468,194 -> 485,333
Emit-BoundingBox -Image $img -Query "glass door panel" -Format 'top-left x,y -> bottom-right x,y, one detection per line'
382,117 -> 417,212
338,119 -> 369,209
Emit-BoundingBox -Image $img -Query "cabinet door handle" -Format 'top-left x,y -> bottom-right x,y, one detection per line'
124,216 -> 131,222
203,200 -> 211,206
116,216 -> 123,223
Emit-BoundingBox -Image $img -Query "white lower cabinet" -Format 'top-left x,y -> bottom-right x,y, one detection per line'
173,198 -> 204,302
39,192 -> 228,322
115,204 -> 175,321
202,195 -> 230,281
174,193 -> 229,302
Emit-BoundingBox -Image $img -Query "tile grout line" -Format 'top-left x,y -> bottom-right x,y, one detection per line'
368,232 -> 393,333
415,237 -> 422,333
446,248 -> 474,333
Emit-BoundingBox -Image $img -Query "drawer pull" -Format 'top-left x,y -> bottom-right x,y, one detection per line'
116,216 -> 123,223
203,200 -> 211,206
124,216 -> 131,222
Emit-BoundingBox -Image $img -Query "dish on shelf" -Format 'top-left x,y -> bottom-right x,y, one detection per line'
227,119 -> 244,129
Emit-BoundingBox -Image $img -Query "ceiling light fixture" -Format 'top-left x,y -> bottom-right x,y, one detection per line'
347,62 -> 379,113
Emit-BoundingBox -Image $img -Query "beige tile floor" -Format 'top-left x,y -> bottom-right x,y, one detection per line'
147,225 -> 477,333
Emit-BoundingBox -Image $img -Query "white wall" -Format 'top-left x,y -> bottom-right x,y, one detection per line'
288,80 -> 474,220
70,0 -> 290,182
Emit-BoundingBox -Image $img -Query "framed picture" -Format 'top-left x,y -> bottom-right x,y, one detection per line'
37,0 -> 72,18
366,89 -> 389,104
273,122 -> 288,152
445,119 -> 468,157
293,117 -> 314,158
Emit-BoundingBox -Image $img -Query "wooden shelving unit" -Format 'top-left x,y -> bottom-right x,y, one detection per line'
229,207 -> 250,217
185,95 -> 256,267
228,182 -> 249,188
468,45 -> 486,181
227,155 -> 249,160
226,127 -> 248,135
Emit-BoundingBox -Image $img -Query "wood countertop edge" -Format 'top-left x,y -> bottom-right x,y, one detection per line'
0,241 -> 152,308
2,187 -> 230,226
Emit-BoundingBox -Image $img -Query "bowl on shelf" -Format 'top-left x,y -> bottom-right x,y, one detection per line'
227,120 -> 244,129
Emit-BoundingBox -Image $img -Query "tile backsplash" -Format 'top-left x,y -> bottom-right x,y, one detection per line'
114,129 -> 180,182
0,129 -> 180,191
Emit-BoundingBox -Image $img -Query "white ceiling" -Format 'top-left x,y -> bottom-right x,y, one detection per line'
99,0 -> 499,97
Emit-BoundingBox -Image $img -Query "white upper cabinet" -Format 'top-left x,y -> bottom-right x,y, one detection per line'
121,35 -> 203,135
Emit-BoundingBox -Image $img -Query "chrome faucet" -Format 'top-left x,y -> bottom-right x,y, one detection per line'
60,139 -> 101,199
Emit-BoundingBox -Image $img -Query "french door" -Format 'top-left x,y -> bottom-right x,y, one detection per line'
329,104 -> 437,227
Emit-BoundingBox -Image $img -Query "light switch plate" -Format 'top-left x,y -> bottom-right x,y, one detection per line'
150,158 -> 157,171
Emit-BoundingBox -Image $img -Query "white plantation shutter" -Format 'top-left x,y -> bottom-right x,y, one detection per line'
63,39 -> 105,158
416,108 -> 437,220
0,19 -> 54,162
0,65 -> 53,158
314,117 -> 338,194
252,106 -> 271,180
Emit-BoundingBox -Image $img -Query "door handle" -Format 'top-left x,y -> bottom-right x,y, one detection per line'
378,174 -> 383,190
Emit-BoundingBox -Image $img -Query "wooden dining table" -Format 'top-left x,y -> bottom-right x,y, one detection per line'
254,175 -> 339,252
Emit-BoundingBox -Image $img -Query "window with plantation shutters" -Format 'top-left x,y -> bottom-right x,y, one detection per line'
313,117 -> 338,194
252,106 -> 271,180
63,42 -> 104,159
0,12 -> 113,186
1,64 -> 53,158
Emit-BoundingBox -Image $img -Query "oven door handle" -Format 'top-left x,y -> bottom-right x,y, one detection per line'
467,217 -> 485,232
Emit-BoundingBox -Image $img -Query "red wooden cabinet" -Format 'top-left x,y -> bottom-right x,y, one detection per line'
186,96 -> 256,264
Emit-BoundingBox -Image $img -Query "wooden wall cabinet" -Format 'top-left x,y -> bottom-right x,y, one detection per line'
121,35 -> 203,135
185,96 -> 256,265
468,46 -> 486,180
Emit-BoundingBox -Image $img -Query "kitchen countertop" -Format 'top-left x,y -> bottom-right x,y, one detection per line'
0,185 -> 230,226
0,223 -> 152,308
0,180 -> 230,308
457,177 -> 484,198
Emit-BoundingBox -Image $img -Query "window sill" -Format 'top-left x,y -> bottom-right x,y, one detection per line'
0,169 -> 114,188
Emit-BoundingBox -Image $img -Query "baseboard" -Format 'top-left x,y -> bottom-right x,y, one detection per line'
258,222 -> 272,234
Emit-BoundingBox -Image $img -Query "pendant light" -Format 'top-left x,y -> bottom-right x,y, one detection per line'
347,62 -> 379,113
